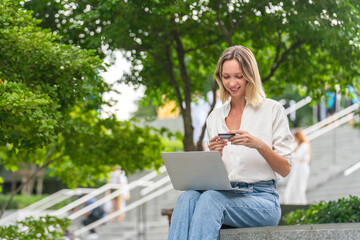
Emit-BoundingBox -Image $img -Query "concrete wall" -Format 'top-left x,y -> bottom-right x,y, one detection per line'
220,223 -> 360,240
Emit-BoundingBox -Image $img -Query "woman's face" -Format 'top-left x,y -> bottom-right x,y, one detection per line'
221,59 -> 247,99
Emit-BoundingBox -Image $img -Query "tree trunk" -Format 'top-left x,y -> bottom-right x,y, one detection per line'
11,172 -> 17,193
36,171 -> 44,195
172,28 -> 195,151
182,108 -> 195,151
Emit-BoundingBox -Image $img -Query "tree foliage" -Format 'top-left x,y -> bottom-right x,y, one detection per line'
22,0 -> 360,150
0,0 -> 105,149
0,0 -> 165,215
0,215 -> 71,239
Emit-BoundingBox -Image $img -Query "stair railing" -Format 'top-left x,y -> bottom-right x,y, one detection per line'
306,112 -> 355,141
0,188 -> 93,226
0,166 -> 166,227
284,96 -> 312,115
53,166 -> 167,219
73,183 -> 174,237
303,102 -> 359,136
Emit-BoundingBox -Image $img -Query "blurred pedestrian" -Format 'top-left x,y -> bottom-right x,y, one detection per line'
108,166 -> 130,222
284,129 -> 312,204
81,197 -> 105,239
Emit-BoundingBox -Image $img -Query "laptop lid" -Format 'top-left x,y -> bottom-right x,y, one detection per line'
161,151 -> 233,191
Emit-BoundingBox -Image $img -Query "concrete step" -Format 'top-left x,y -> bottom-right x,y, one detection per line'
220,223 -> 360,240
94,220 -> 169,240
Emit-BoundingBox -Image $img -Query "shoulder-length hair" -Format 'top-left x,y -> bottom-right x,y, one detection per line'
294,129 -> 307,145
214,45 -> 265,107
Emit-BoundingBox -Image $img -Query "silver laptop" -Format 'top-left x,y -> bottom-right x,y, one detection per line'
161,151 -> 251,192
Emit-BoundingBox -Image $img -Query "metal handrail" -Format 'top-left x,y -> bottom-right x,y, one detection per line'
303,103 -> 359,136
52,166 -> 167,219
22,189 -> 71,210
53,167 -> 166,217
0,166 -> 168,230
306,112 -> 355,141
67,186 -> 124,220
0,167 -> 167,226
344,162 -> 360,176
284,96 -> 312,115
140,175 -> 171,196
73,184 -> 174,237
52,184 -> 118,217
0,188 -> 93,225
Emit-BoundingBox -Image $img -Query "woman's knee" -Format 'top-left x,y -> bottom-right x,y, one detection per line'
199,190 -> 223,201
196,190 -> 225,210
177,190 -> 201,205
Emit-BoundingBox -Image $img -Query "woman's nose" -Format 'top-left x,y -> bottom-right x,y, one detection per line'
228,78 -> 237,86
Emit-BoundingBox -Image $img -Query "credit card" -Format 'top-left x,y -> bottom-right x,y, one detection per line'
218,133 -> 235,140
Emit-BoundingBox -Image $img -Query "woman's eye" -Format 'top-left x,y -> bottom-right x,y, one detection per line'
222,76 -> 243,79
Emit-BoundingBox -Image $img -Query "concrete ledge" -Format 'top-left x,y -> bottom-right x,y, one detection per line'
220,223 -> 360,240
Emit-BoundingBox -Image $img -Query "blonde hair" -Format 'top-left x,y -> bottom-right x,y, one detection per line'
214,45 -> 265,107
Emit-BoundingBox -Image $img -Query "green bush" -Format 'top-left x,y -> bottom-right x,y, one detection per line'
283,195 -> 360,225
0,215 -> 70,240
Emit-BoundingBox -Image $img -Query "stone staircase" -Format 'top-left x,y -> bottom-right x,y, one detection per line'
72,170 -> 181,240
278,124 -> 360,204
75,124 -> 360,240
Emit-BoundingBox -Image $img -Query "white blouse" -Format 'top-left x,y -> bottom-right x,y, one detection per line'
206,98 -> 293,183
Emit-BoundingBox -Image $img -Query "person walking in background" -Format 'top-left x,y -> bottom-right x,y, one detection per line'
168,45 -> 293,239
284,129 -> 312,204
78,197 -> 105,239
108,166 -> 130,223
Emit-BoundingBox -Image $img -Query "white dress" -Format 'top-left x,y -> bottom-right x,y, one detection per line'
283,142 -> 311,204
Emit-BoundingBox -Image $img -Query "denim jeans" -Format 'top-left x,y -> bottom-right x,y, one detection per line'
167,180 -> 280,240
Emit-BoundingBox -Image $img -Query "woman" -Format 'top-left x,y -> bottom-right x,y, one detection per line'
167,45 -> 293,240
283,129 -> 312,204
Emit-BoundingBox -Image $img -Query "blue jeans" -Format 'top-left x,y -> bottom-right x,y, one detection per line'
167,180 -> 280,240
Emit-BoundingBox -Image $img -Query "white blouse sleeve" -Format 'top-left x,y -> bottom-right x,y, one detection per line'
204,115 -> 212,151
272,104 -> 294,164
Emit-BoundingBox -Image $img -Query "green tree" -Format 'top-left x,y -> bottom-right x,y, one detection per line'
0,0 -> 164,217
23,0 -> 360,150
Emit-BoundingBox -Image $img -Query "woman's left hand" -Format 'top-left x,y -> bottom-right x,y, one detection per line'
227,130 -> 262,149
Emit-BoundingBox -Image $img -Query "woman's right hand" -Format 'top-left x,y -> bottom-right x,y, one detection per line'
208,135 -> 227,156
